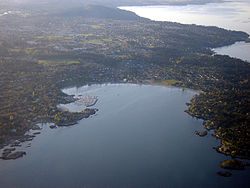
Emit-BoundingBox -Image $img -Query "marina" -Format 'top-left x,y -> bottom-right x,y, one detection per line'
74,95 -> 98,107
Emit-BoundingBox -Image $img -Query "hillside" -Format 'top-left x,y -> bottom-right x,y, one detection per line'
56,5 -> 142,21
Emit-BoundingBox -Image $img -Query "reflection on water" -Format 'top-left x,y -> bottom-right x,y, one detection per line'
0,84 -> 249,188
120,0 -> 250,62
120,0 -> 250,34
213,41 -> 250,62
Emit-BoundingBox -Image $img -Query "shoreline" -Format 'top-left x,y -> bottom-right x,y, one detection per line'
115,0 -> 224,7
1,82 -> 249,176
144,79 -> 203,94
212,41 -> 250,63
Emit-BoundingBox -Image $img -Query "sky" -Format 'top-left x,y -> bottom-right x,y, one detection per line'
1,0 -> 224,6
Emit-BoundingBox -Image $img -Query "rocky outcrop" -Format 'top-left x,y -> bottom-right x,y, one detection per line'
10,141 -> 21,147
49,125 -> 57,129
195,130 -> 207,137
81,108 -> 98,118
203,120 -> 215,130
30,124 -> 41,130
220,160 -> 249,170
1,151 -> 26,160
217,171 -> 232,177
2,148 -> 16,156
18,135 -> 35,142
56,108 -> 98,126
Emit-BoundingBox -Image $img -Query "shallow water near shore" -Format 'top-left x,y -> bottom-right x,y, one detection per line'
0,84 -> 249,188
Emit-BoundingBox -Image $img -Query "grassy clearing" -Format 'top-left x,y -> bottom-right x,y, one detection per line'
148,45 -> 155,48
88,39 -> 103,45
25,48 -> 34,54
86,38 -> 112,45
91,25 -> 101,29
161,79 -> 184,86
67,61 -> 80,65
38,59 -> 80,66
9,49 -> 22,53
64,37 -> 73,40
103,38 -> 112,42
78,34 -> 93,37
36,36 -> 63,40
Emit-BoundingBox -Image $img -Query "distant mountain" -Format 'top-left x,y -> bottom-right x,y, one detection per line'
0,0 -> 224,13
56,5 -> 142,21
0,0 -> 223,7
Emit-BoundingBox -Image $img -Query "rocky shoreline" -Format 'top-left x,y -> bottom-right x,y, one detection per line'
0,94 -> 99,160
185,100 -> 250,177
0,131 -> 39,160
1,150 -> 26,160
0,81 -> 249,180
54,108 -> 98,126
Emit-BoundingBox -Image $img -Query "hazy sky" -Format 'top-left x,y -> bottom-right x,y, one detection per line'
0,0 -> 229,10
1,0 -> 224,5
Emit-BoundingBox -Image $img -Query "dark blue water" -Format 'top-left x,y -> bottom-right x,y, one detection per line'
0,84 -> 249,188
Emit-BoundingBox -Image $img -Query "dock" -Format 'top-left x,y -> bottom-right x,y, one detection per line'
74,95 -> 98,107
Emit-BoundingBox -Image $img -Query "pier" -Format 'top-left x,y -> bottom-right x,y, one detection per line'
74,95 -> 98,107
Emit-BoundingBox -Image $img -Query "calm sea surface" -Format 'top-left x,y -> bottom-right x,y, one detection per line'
212,41 -> 250,62
120,0 -> 250,62
0,84 -> 249,188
